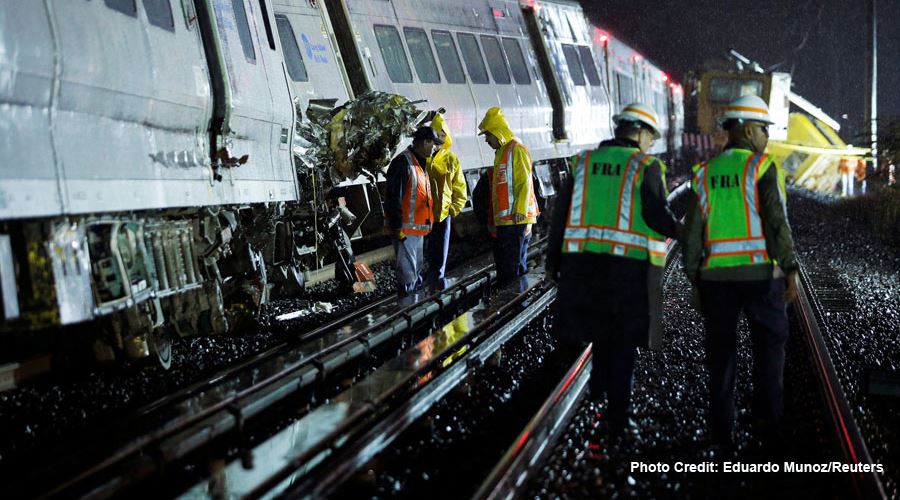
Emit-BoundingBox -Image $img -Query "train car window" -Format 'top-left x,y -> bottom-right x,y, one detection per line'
257,0 -> 276,50
457,33 -> 489,84
431,31 -> 466,84
616,72 -> 634,106
501,38 -> 530,85
480,36 -> 510,85
275,15 -> 309,82
561,44 -> 585,86
105,0 -> 137,17
231,0 -> 257,63
143,0 -> 175,30
403,28 -> 441,84
374,25 -> 413,84
654,91 -> 667,118
577,46 -> 602,86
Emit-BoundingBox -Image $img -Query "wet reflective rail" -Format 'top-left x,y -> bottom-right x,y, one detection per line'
474,344 -> 592,499
195,273 -> 556,499
24,246 -> 532,499
796,262 -> 886,499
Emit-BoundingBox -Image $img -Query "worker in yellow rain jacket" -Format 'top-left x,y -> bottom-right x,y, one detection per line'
682,95 -> 799,451
477,107 -> 539,285
425,113 -> 468,290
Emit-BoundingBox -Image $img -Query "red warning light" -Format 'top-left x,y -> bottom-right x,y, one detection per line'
662,74 -> 669,82
492,7 -> 504,17
633,54 -> 642,62
600,35 -> 609,43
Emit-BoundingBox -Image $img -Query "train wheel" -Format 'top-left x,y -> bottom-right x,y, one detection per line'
149,328 -> 174,370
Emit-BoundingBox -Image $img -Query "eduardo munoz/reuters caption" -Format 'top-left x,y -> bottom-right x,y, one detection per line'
631,461 -> 885,473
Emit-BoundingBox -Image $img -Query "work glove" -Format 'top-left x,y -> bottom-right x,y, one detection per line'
397,230 -> 406,240
524,224 -> 532,237
513,213 -> 525,224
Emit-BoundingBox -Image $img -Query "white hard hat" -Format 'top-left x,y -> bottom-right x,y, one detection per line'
613,103 -> 661,139
717,95 -> 775,125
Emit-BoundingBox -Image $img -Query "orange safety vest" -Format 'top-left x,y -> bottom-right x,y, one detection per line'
855,159 -> 866,181
838,158 -> 853,174
492,140 -> 539,224
394,150 -> 433,236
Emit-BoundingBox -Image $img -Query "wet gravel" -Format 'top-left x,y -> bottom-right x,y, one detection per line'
525,258 -> 842,498
0,263 -> 397,468
334,312 -> 564,499
789,188 -> 900,497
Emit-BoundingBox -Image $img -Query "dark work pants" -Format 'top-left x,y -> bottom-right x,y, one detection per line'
699,278 -> 789,444
554,255 -> 649,428
425,216 -> 451,290
495,224 -> 530,285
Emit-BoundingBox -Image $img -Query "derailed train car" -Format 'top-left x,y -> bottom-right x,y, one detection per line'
0,0 -> 682,367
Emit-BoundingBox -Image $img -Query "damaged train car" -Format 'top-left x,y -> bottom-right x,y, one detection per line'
0,0 -> 683,367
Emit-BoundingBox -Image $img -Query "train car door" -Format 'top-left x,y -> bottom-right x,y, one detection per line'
271,1 -> 352,113
204,0 -> 297,203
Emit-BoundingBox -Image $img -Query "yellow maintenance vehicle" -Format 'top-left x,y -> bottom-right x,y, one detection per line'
689,50 -> 869,193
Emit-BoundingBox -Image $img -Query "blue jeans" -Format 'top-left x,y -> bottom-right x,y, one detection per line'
495,224 -> 530,285
393,234 -> 425,296
425,216 -> 451,290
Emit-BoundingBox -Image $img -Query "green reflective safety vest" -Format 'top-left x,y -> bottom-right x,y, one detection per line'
692,149 -> 784,269
562,146 -> 668,266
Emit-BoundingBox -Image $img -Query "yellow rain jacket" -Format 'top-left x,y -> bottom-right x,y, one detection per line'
427,114 -> 468,222
477,107 -> 539,226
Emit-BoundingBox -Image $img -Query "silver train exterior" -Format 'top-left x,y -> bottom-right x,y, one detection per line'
0,0 -> 683,364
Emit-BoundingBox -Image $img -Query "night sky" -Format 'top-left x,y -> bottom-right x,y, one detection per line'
579,0 -> 899,142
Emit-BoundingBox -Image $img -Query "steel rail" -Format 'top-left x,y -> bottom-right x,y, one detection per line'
796,263 -> 886,499
33,252 -> 500,499
474,344 -> 592,500
472,239 -> 679,499
257,282 -> 557,499
36,241 -> 546,499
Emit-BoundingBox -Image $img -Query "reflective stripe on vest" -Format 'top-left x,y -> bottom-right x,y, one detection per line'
564,226 -> 648,250
493,139 -> 538,223
495,141 -> 515,217
695,152 -> 770,266
401,150 -> 432,234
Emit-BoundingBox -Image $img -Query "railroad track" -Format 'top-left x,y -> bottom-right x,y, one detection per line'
796,262 -> 886,499
191,273 -> 556,498
479,257 -> 886,499
18,241 -> 545,499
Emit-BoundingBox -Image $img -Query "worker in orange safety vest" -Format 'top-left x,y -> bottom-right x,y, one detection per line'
477,107 -> 539,285
384,127 -> 439,296
839,158 -> 854,196
855,158 -> 867,194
